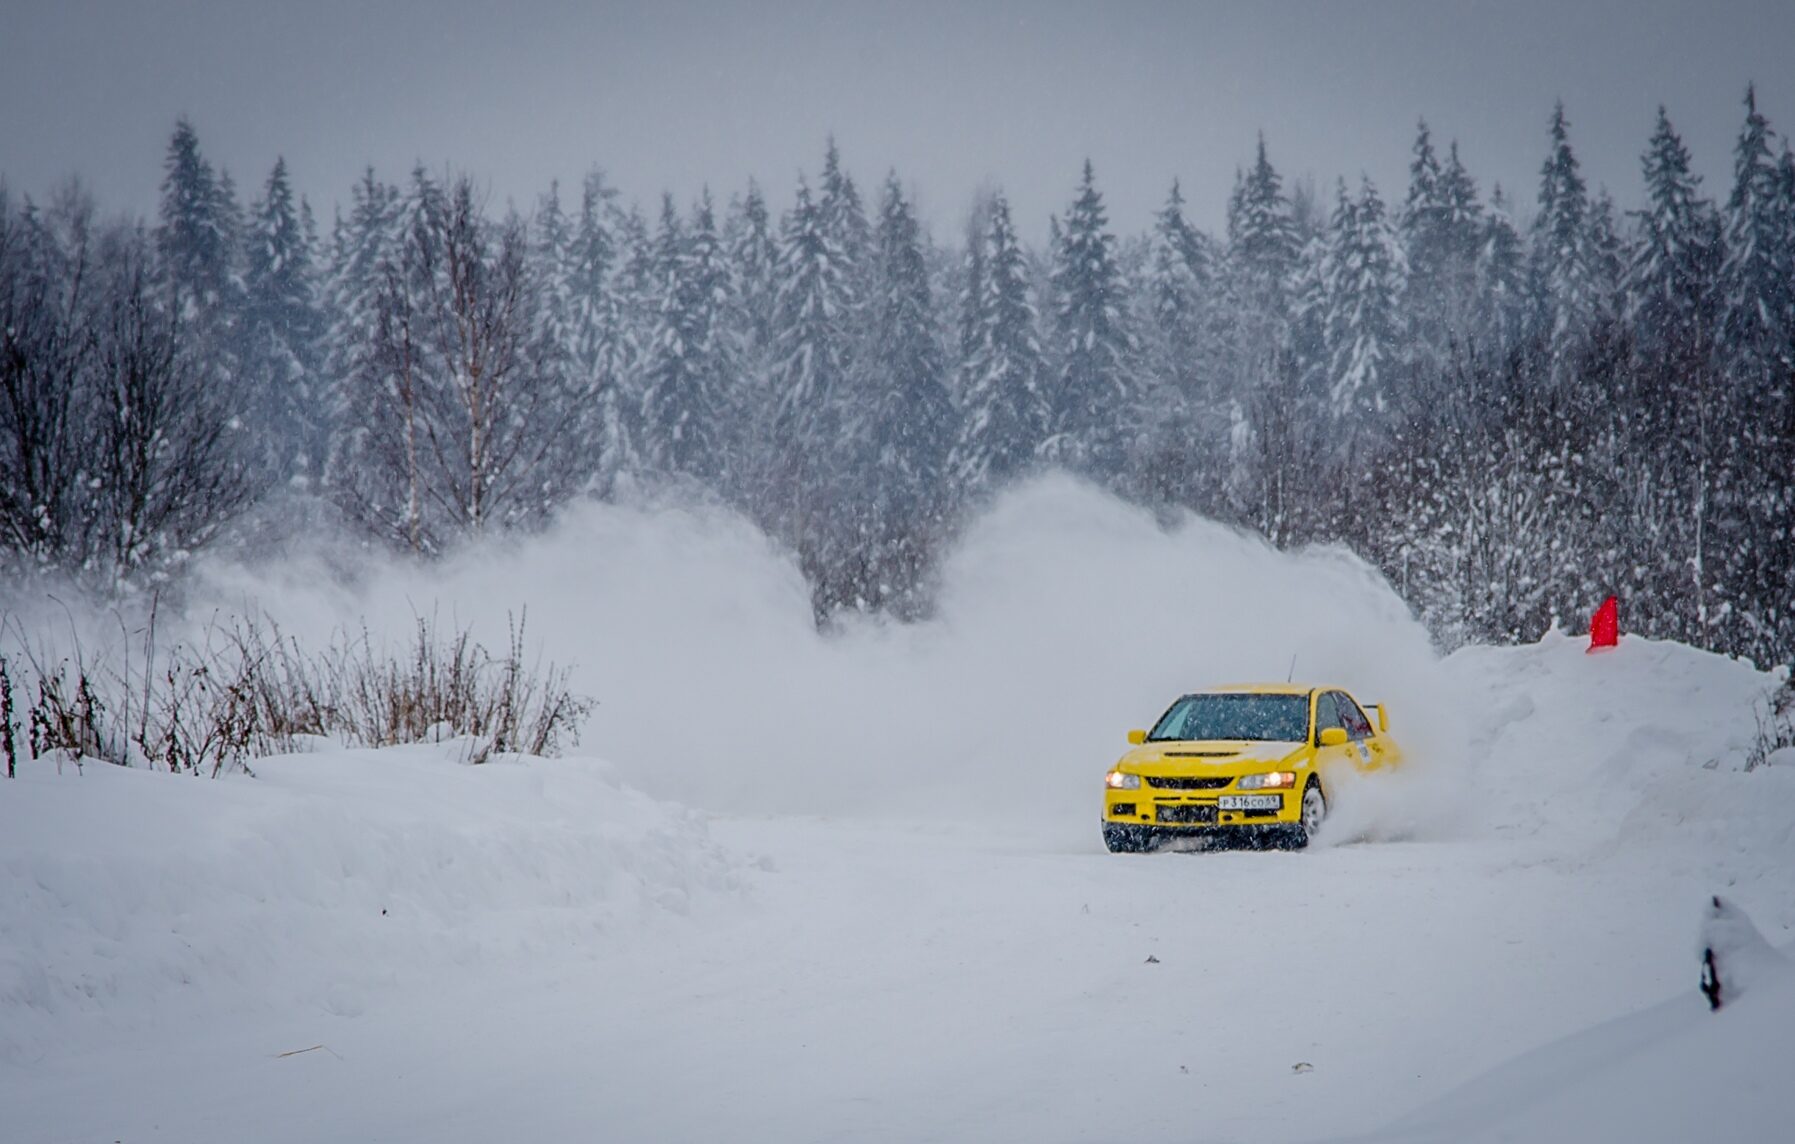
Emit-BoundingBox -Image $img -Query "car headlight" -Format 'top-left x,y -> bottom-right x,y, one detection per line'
1237,771 -> 1297,790
1106,771 -> 1140,790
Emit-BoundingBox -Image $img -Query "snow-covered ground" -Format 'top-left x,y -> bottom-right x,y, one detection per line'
3,479 -> 1791,1142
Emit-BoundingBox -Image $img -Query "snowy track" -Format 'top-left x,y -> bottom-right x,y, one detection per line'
4,803 -> 1786,1143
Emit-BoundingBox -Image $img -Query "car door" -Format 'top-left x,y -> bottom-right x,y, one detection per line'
1311,690 -> 1356,779
1333,691 -> 1388,771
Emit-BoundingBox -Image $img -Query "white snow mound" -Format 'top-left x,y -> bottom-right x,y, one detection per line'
0,744 -> 748,1063
1364,899 -> 1794,1144
1441,629 -> 1794,867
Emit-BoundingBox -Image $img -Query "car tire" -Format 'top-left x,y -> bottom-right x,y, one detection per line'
1293,778 -> 1327,849
1103,822 -> 1147,853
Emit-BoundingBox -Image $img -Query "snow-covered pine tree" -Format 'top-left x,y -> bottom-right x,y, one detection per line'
727,179 -> 780,359
1718,85 -> 1790,383
761,171 -> 866,614
949,190 -> 1050,491
1144,180 -> 1211,399
954,194 -> 991,400
1779,143 -> 1795,360
1780,144 -> 1795,352
640,192 -> 730,483
602,202 -> 657,490
1478,183 -> 1529,351
819,138 -> 873,301
1626,106 -> 1720,356
713,180 -> 781,498
837,173 -> 958,615
565,173 -> 620,376
1322,176 -> 1405,427
1401,119 -> 1444,243
1438,143 -> 1484,262
1286,221 -> 1331,404
1400,120 -> 1448,353
524,180 -> 596,495
1133,180 -> 1225,506
770,177 -> 852,495
1227,135 -> 1300,338
242,157 -> 326,484
155,117 -> 247,458
1045,160 -> 1134,479
684,191 -> 735,470
1434,141 -> 1487,354
156,118 -> 242,324
532,181 -> 574,382
1530,102 -> 1599,375
1218,134 -> 1301,506
327,167 -> 438,550
321,169 -> 396,492
1404,124 -> 1483,371
1616,108 -> 1725,645
1708,87 -> 1795,669
861,173 -> 954,501
561,171 -> 632,491
639,194 -> 691,476
1586,189 -> 1624,327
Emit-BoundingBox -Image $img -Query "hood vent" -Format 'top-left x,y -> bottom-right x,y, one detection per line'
1164,750 -> 1237,758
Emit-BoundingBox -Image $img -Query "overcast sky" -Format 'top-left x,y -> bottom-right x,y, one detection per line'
3,0 -> 1791,244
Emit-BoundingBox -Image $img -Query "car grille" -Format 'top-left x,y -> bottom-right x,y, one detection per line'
1156,804 -> 1218,825
1144,776 -> 1232,790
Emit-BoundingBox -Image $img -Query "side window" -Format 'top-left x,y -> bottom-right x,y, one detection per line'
1335,692 -> 1374,740
1312,691 -> 1342,742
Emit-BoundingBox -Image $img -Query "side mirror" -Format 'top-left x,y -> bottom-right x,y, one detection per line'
1369,703 -> 1388,733
1318,727 -> 1348,748
1127,729 -> 1147,745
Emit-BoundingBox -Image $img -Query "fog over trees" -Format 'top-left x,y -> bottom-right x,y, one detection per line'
3,93 -> 1792,664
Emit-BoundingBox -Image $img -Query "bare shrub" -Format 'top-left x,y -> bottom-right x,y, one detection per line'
26,663 -> 107,768
1744,678 -> 1795,772
1,654 -> 18,778
0,606 -> 593,775
287,612 -> 590,763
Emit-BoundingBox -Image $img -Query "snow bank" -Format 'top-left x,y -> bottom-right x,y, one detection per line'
0,744 -> 747,1063
1365,900 -> 1794,1144
1440,629 -> 1795,900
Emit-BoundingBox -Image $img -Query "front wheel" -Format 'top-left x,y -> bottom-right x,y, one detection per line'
1103,822 -> 1149,853
1293,779 -> 1327,849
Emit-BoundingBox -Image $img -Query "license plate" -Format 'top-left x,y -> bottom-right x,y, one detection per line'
1155,804 -> 1217,824
1218,795 -> 1282,810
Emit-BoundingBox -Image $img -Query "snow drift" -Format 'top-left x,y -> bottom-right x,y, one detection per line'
0,744 -> 745,1065
1363,899 -> 1794,1144
1441,628 -> 1795,905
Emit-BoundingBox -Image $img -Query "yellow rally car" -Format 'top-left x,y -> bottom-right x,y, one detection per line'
1102,684 -> 1400,852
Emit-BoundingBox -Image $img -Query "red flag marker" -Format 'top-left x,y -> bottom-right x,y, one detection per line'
1588,595 -> 1619,653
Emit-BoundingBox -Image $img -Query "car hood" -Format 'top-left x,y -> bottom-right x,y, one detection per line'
1116,739 -> 1308,773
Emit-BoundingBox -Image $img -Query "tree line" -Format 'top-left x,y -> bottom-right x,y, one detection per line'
2,92 -> 1792,665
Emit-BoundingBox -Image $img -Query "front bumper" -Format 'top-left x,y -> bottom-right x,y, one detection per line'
1103,787 -> 1298,828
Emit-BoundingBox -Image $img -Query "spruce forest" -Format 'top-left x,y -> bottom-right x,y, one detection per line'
2,95 -> 1792,667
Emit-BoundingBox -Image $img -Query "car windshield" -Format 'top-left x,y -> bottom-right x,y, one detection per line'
1147,693 -> 1309,743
